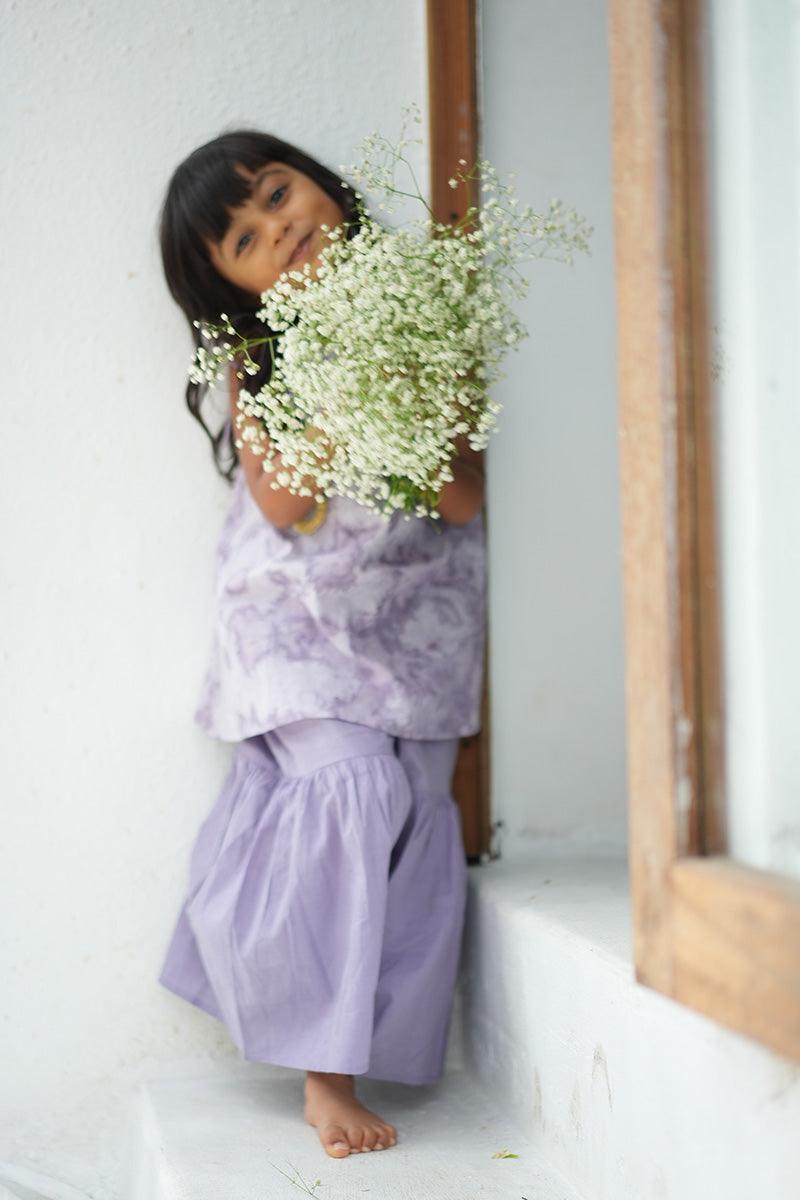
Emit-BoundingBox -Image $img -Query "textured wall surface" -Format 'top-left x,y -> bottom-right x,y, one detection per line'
0,1 -> 428,1193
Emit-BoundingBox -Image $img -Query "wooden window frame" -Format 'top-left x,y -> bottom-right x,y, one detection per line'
427,0 -> 492,862
609,0 -> 800,1063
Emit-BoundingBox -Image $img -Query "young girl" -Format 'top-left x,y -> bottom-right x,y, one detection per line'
157,129 -> 487,1160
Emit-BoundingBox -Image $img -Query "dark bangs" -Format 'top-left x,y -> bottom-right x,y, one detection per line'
159,130 -> 364,480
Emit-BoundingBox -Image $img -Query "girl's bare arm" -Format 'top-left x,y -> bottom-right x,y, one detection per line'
228,367 -> 319,529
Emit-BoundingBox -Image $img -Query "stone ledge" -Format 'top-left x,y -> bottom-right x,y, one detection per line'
462,847 -> 800,1200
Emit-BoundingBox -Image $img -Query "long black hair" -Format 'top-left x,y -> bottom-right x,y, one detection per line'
159,130 -> 365,480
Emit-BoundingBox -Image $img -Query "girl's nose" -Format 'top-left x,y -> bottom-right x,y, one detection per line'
271,217 -> 292,249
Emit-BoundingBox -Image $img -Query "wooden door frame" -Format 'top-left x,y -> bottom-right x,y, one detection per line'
427,0 -> 492,861
609,0 -> 800,1062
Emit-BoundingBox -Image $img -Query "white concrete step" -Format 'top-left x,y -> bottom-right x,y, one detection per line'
124,1066 -> 584,1200
462,846 -> 800,1200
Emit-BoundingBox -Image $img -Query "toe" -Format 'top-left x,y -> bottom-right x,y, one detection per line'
374,1123 -> 396,1150
346,1126 -> 366,1152
361,1128 -> 379,1151
323,1125 -> 350,1158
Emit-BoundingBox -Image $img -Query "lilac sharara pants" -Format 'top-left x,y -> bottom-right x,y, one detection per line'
158,718 -> 468,1086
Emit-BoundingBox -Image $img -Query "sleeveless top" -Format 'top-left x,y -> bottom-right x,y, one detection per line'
195,470 -> 487,742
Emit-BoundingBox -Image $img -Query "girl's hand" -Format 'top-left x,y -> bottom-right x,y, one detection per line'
435,449 -> 485,524
452,432 -> 485,474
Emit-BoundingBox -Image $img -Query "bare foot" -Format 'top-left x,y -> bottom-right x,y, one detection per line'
303,1071 -> 398,1158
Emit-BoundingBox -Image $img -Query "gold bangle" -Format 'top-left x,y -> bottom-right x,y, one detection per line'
292,496 -> 328,535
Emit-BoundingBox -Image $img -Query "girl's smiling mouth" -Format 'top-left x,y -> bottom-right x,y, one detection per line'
288,232 -> 312,267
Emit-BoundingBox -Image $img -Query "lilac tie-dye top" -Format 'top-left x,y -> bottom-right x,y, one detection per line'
195,470 -> 487,742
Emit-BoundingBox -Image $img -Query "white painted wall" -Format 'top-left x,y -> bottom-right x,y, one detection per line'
479,0 -> 628,850
0,0 -> 428,1192
0,0 -> 632,1192
704,0 -> 800,880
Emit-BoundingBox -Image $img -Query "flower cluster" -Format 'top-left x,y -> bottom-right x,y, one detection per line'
191,103 -> 592,518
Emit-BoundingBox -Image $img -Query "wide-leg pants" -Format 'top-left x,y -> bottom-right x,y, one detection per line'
158,718 -> 469,1086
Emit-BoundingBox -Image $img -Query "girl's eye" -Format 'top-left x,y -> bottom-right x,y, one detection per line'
233,186 -> 286,254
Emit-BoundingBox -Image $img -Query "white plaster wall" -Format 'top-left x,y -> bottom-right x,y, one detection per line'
0,0 -> 428,1192
479,0 -> 628,849
704,0 -> 800,880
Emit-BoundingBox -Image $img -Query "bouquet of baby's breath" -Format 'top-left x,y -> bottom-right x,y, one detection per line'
191,103 -> 592,518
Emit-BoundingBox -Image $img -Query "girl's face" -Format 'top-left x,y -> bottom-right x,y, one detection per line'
206,162 -> 346,297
